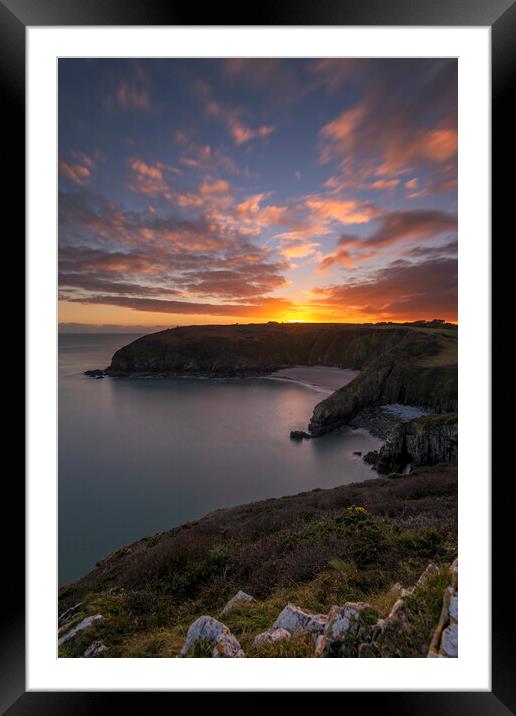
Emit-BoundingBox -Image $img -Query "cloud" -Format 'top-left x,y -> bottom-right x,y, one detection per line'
58,192 -> 290,312
309,59 -> 360,92
199,177 -> 231,194
59,159 -> 92,186
320,209 -> 457,269
231,192 -> 379,242
405,239 -> 457,259
317,59 -> 457,190
115,82 -> 149,110
324,176 -> 400,193
67,294 -> 293,318
231,123 -> 275,146
311,257 -> 457,321
128,159 -> 178,200
304,197 -> 378,226
105,65 -> 151,111
206,99 -> 275,145
281,239 -> 320,259
179,143 -> 238,174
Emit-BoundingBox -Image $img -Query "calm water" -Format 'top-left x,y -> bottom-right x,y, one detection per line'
58,333 -> 382,585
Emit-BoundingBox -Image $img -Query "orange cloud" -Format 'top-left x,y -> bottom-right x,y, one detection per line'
200,178 -> 231,194
423,129 -> 457,162
128,159 -> 175,200
281,240 -> 319,259
59,159 -> 91,186
319,106 -> 365,162
318,61 -> 457,189
304,197 -> 378,225
230,123 -> 275,145
67,294 -> 294,319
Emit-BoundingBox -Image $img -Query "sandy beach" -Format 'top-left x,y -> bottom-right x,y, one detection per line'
266,365 -> 359,394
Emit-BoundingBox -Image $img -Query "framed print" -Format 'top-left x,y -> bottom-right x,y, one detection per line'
5,0 -> 513,710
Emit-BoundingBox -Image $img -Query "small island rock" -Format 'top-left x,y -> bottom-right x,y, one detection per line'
290,430 -> 311,440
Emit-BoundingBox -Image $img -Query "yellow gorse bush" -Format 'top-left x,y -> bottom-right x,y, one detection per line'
345,505 -> 367,515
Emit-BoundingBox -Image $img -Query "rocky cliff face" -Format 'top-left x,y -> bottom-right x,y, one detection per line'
366,414 -> 458,474
309,362 -> 457,436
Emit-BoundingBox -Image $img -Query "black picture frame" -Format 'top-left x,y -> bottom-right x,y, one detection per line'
5,0 -> 513,710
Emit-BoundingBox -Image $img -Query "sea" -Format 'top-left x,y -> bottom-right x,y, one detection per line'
58,333 -> 383,585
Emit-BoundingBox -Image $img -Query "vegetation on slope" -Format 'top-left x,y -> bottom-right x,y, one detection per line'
59,465 -> 457,658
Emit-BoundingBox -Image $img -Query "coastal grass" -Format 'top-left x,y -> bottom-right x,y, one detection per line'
59,562 -> 451,658
58,465 -> 457,658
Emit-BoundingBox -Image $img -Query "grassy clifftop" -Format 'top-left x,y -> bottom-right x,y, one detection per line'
105,321 -> 457,377
59,464 -> 457,658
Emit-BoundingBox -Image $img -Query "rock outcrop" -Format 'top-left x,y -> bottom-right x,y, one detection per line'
82,640 -> 108,658
58,602 -> 83,628
221,590 -> 256,615
58,614 -> 104,646
271,603 -> 327,636
290,430 -> 311,440
365,414 -> 458,474
254,628 -> 291,647
180,616 -> 245,658
428,559 -> 458,658
316,602 -> 379,657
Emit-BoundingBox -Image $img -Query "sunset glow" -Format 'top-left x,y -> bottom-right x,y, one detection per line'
58,59 -> 457,329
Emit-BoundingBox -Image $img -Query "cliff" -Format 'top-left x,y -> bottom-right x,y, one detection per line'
309,362 -> 457,436
104,321 -> 456,377
365,414 -> 458,474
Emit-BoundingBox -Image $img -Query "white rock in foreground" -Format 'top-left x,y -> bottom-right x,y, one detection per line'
325,602 -> 377,641
180,616 -> 245,658
271,604 -> 327,635
221,590 -> 256,615
58,614 -> 104,646
417,563 -> 439,586
254,627 -> 291,647
83,640 -> 108,658
440,623 -> 458,657
427,559 -> 458,658
58,602 -> 84,628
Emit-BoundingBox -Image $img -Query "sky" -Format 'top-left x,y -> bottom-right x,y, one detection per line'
58,59 -> 458,329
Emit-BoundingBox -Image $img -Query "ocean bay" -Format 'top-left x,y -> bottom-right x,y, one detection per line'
59,333 -> 382,585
